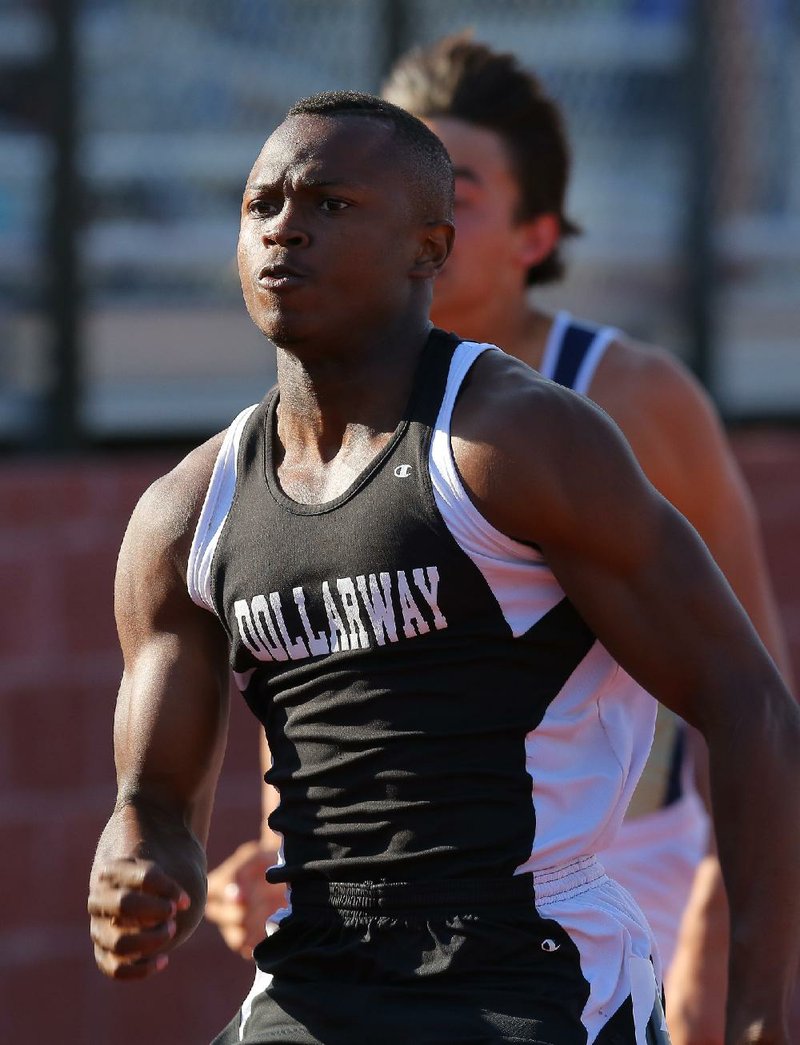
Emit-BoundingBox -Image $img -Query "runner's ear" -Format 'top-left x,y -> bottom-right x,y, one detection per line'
516,213 -> 560,270
410,220 -> 455,280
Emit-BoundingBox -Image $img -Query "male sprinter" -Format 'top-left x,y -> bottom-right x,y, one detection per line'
207,39 -> 795,1044
88,93 -> 800,1044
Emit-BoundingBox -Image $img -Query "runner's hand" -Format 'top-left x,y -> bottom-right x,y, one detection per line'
88,857 -> 190,980
205,841 -> 286,958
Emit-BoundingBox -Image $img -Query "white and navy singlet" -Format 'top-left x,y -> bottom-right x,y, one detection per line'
191,328 -> 666,1044
540,311 -> 710,971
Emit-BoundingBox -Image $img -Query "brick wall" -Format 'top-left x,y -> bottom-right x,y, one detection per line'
0,452 -> 258,1043
0,430 -> 797,1044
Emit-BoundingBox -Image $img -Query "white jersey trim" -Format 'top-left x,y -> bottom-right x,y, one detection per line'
429,340 -> 566,637
430,338 -> 657,877
187,403 -> 259,613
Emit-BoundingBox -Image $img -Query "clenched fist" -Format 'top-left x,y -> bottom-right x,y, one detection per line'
88,858 -> 190,980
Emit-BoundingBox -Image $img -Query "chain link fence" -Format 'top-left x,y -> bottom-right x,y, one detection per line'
1,0 -> 798,447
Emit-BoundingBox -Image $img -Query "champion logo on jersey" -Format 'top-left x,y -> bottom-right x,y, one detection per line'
393,464 -> 412,478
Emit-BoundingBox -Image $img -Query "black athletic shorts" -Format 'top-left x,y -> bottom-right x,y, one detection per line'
210,874 -> 657,1044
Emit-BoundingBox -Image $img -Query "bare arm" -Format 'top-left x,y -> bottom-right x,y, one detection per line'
88,443 -> 231,980
453,354 -> 800,1044
598,345 -> 794,1044
605,342 -> 792,684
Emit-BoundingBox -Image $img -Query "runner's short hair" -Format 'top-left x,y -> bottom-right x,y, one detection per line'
287,91 -> 454,223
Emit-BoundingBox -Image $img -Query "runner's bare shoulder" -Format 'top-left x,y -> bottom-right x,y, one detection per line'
453,347 -> 619,478
451,348 -> 632,546
117,431 -> 227,592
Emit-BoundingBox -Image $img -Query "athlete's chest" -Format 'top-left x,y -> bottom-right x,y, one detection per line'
274,431 -> 398,505
213,402 -> 506,673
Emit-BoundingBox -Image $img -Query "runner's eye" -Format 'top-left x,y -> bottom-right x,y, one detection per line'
248,198 -> 280,217
320,199 -> 349,212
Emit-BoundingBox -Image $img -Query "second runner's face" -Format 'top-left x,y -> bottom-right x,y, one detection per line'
238,114 -> 427,348
423,117 -> 533,329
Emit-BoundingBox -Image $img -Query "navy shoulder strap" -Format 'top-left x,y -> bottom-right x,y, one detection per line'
551,321 -> 598,391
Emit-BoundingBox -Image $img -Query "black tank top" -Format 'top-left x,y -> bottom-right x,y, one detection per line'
202,329 -> 594,883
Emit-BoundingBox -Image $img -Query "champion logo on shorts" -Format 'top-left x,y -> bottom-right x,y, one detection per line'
541,939 -> 560,952
394,464 -> 412,478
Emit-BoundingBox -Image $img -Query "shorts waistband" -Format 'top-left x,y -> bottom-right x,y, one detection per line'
531,855 -> 606,903
287,856 -> 606,915
289,873 -> 535,914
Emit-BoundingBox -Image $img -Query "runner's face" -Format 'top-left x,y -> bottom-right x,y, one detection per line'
423,118 -> 531,328
238,114 -> 427,347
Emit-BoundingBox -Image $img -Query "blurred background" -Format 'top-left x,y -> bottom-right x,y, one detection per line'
0,1 -> 797,1041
